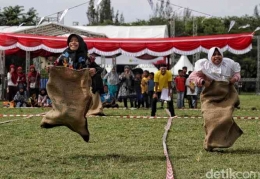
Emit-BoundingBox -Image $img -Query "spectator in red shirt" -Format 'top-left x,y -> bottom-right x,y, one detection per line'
174,69 -> 186,108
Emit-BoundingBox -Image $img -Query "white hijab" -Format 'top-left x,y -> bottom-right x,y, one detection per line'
194,47 -> 240,81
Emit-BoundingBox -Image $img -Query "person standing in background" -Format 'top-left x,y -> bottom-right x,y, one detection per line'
182,66 -> 189,107
7,64 -> 18,101
147,72 -> 155,108
174,69 -> 186,109
141,70 -> 150,109
17,66 -> 27,90
151,64 -> 176,117
118,66 -> 135,109
103,66 -> 120,98
27,65 -> 41,101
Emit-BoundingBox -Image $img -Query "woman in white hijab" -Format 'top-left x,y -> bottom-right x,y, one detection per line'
189,47 -> 243,152
190,47 -> 241,86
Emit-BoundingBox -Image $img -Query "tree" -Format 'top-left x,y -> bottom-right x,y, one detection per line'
114,10 -> 119,25
21,7 -> 38,25
0,5 -> 24,25
159,0 -> 165,18
153,2 -> 160,17
0,5 -> 38,25
253,5 -> 260,18
120,13 -> 125,24
165,0 -> 173,19
87,0 -> 97,25
99,0 -> 113,23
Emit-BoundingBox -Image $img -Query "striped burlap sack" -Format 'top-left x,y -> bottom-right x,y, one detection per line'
41,66 -> 92,142
200,81 -> 243,151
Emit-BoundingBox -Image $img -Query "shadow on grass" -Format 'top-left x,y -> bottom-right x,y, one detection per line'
210,148 -> 260,154
70,153 -> 165,163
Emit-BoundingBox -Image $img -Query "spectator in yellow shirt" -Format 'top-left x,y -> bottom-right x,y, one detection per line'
141,70 -> 150,108
151,64 -> 176,117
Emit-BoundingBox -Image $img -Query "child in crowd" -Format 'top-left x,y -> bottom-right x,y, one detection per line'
141,70 -> 150,108
174,69 -> 186,108
101,85 -> 119,108
148,72 -> 155,107
17,66 -> 27,90
185,78 -> 197,108
133,73 -> 142,108
38,88 -> 50,107
13,86 -> 28,107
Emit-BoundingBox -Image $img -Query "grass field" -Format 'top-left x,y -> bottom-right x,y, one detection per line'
0,94 -> 260,179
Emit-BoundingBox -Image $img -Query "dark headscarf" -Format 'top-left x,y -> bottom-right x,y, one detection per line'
9,64 -> 18,84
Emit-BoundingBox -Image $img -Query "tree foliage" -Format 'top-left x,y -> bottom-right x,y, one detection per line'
86,0 -> 125,25
0,5 -> 38,25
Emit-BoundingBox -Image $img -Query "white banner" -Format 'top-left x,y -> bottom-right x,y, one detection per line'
228,20 -> 236,32
58,9 -> 69,23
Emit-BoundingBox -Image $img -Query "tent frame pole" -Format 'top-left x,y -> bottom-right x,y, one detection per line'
0,50 -> 5,100
26,51 -> 30,75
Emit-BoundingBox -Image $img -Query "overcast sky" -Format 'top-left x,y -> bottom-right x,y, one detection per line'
0,0 -> 259,26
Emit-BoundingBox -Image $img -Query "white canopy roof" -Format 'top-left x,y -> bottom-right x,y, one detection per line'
95,55 -> 162,65
171,55 -> 194,75
74,25 -> 169,38
0,23 -> 168,38
134,64 -> 158,73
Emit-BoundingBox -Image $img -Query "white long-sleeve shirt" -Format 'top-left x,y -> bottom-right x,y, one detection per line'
7,72 -> 17,86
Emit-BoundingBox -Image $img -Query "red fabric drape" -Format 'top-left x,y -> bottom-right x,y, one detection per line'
0,32 -> 253,57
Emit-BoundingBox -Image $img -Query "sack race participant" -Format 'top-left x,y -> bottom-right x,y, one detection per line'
7,64 -> 18,101
42,34 -> 103,142
86,55 -> 105,116
55,33 -> 104,116
189,47 -> 243,151
41,67 -> 92,142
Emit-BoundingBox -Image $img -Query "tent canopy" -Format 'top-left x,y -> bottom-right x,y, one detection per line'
0,22 -> 106,38
134,64 -> 158,73
171,56 -> 194,76
0,23 -> 167,38
0,32 -> 253,57
73,25 -> 169,38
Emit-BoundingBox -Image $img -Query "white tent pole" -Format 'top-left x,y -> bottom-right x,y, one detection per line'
26,51 -> 30,75
0,50 -> 5,100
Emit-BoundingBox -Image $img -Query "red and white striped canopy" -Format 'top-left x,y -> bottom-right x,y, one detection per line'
0,32 -> 253,57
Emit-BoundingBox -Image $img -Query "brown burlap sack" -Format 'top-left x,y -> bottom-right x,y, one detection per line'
86,92 -> 104,116
200,81 -> 243,151
40,66 -> 92,142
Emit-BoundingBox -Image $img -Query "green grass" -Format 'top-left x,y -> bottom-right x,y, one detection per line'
0,94 -> 260,179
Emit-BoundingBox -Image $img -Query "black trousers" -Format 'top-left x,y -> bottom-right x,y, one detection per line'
151,92 -> 175,117
142,92 -> 149,108
8,86 -> 17,101
123,98 -> 134,108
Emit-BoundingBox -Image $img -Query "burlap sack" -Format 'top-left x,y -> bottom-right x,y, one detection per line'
40,66 -> 92,142
86,92 -> 104,116
200,81 -> 243,151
